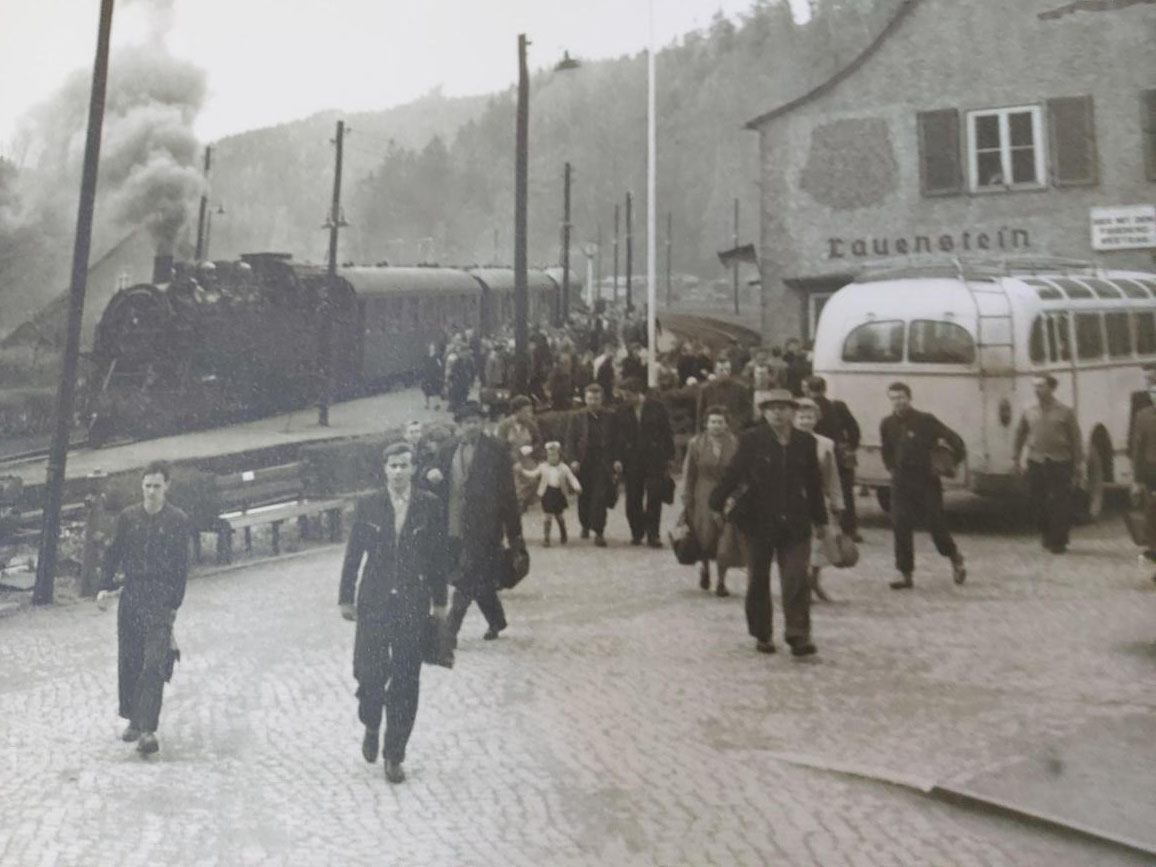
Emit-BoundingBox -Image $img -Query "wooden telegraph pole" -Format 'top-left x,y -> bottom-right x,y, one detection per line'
732,197 -> 740,315
625,191 -> 633,312
319,119 -> 347,427
193,145 -> 212,260
35,0 -> 116,605
561,161 -> 572,323
513,34 -> 530,396
665,211 -> 672,307
612,204 -> 620,307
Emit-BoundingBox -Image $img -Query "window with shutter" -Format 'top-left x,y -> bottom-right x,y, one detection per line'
1145,90 -> 1156,182
917,109 -> 962,197
1048,95 -> 1097,186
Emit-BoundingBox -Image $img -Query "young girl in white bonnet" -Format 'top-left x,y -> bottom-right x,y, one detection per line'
520,441 -> 582,546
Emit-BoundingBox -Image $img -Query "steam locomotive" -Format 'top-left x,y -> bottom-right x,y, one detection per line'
86,252 -> 565,443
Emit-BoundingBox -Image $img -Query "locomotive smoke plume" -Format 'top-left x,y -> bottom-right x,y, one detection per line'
8,0 -> 205,255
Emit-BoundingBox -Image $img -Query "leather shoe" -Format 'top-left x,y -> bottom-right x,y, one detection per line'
136,732 -> 159,756
889,573 -> 914,590
715,584 -> 730,598
580,528 -> 590,540
790,642 -> 818,658
646,538 -> 663,549
362,727 -> 379,763
594,534 -> 607,548
755,640 -> 776,654
483,627 -> 504,640
630,537 -> 642,546
121,724 -> 141,743
384,760 -> 406,784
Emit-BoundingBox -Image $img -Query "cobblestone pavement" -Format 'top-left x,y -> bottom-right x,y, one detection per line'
2,492 -> 1154,866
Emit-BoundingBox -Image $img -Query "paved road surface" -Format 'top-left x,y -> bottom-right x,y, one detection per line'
1,495 -> 1154,866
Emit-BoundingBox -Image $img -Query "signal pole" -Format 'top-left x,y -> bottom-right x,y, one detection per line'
35,0 -> 115,605
665,211 -> 672,308
513,33 -> 530,396
625,191 -> 633,312
561,161 -> 571,323
732,197 -> 740,315
194,145 -> 212,260
319,119 -> 347,427
612,204 -> 620,307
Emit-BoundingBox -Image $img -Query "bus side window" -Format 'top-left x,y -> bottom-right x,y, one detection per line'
1029,316 -> 1046,363
1074,312 -> 1104,361
909,320 -> 975,364
1105,312 -> 1132,357
1047,312 -> 1072,362
1136,311 -> 1156,355
841,320 -> 904,363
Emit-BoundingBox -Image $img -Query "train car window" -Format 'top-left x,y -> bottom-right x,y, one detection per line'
1105,311 -> 1132,357
841,320 -> 904,363
1051,278 -> 1093,300
1136,311 -> 1156,355
1024,278 -> 1062,301
1029,316 -> 1046,363
908,320 -> 976,364
1074,312 -> 1104,360
1077,278 -> 1123,299
1047,312 -> 1072,362
1110,278 -> 1149,299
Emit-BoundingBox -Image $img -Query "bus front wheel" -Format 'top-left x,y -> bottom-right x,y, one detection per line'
1075,447 -> 1105,524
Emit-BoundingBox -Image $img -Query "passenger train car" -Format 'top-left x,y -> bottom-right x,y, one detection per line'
812,259 -> 1156,520
87,253 -> 564,442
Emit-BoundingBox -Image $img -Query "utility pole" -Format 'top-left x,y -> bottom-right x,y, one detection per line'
732,197 -> 740,316
665,211 -> 672,308
612,204 -> 620,307
35,0 -> 115,606
319,119 -> 346,427
625,191 -> 633,312
193,145 -> 212,260
513,33 -> 530,397
561,161 -> 572,323
596,222 -> 603,296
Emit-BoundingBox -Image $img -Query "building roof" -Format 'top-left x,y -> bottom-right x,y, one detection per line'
744,0 -> 921,131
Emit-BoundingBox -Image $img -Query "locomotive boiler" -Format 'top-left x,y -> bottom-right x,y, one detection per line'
86,253 -> 563,443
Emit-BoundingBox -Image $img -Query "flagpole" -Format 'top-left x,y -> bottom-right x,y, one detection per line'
646,0 -> 657,389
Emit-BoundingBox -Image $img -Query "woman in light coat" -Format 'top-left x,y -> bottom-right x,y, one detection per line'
682,405 -> 745,596
795,397 -> 844,601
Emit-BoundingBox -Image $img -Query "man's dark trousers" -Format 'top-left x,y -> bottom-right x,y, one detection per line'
445,540 -> 506,637
623,468 -> 663,543
356,592 -> 424,764
1027,459 -> 1073,551
837,465 -> 858,535
746,533 -> 811,645
576,452 -> 611,535
117,594 -> 171,732
891,477 -> 958,574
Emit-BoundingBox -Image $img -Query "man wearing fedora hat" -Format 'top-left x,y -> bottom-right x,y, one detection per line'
426,401 -> 525,641
710,389 -> 828,657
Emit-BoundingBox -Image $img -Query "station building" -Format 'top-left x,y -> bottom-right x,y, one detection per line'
746,0 -> 1156,344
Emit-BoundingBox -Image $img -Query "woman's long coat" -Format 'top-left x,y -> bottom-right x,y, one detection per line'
682,431 -> 746,571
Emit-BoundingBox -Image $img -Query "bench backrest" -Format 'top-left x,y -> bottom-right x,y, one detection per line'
215,462 -> 304,514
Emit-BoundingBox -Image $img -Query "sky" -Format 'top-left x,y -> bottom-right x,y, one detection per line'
0,0 -> 811,156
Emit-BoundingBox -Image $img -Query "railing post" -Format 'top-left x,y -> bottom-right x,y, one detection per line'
79,469 -> 107,598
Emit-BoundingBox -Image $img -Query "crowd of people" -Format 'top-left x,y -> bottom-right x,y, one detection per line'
96,302 -> 1156,787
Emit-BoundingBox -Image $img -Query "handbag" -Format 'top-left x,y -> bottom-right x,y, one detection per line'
822,531 -> 859,568
498,544 -> 531,590
422,616 -> 456,669
668,513 -> 702,566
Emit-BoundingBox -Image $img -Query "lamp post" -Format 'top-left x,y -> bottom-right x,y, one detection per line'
646,0 -> 658,388
513,34 -> 530,397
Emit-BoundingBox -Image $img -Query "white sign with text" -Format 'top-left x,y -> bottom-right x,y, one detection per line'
1090,205 -> 1156,251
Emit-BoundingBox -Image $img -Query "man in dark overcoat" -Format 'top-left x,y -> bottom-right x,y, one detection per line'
427,401 -> 524,641
613,378 -> 675,548
710,390 -> 828,657
804,375 -> 862,540
696,356 -> 753,434
97,460 -> 192,757
565,383 -> 617,547
340,441 -> 447,784
880,381 -> 967,589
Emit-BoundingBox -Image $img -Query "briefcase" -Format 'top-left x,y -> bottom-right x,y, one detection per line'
658,473 -> 675,505
498,545 -> 531,590
422,616 -> 456,669
668,514 -> 702,566
930,443 -> 959,478
822,532 -> 859,569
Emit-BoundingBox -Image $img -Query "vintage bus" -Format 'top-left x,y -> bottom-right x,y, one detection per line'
811,259 -> 1156,519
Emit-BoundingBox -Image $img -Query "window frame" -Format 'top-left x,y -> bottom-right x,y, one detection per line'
907,319 -> 977,365
966,104 -> 1047,193
840,319 -> 905,365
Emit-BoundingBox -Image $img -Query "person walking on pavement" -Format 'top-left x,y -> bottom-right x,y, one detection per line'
1130,392 -> 1156,574
1128,362 -> 1156,452
421,342 -> 444,411
339,441 -> 447,785
427,401 -> 525,641
565,383 -> 617,547
1013,374 -> 1084,554
696,356 -> 753,434
97,460 -> 192,757
804,375 -> 862,541
614,378 -> 675,548
710,390 -> 828,657
880,382 -> 967,589
682,405 -> 743,596
794,398 -> 845,602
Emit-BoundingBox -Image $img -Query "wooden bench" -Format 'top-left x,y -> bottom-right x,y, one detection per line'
212,462 -> 346,564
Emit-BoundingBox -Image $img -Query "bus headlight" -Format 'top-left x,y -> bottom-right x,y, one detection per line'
998,398 -> 1012,427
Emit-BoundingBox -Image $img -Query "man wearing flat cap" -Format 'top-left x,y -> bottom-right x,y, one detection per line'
427,401 -> 525,641
710,389 -> 828,657
340,441 -> 447,784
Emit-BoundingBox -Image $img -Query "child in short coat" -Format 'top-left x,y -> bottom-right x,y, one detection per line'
519,441 -> 582,546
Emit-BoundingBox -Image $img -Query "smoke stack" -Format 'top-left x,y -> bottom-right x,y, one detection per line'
153,253 -> 174,284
